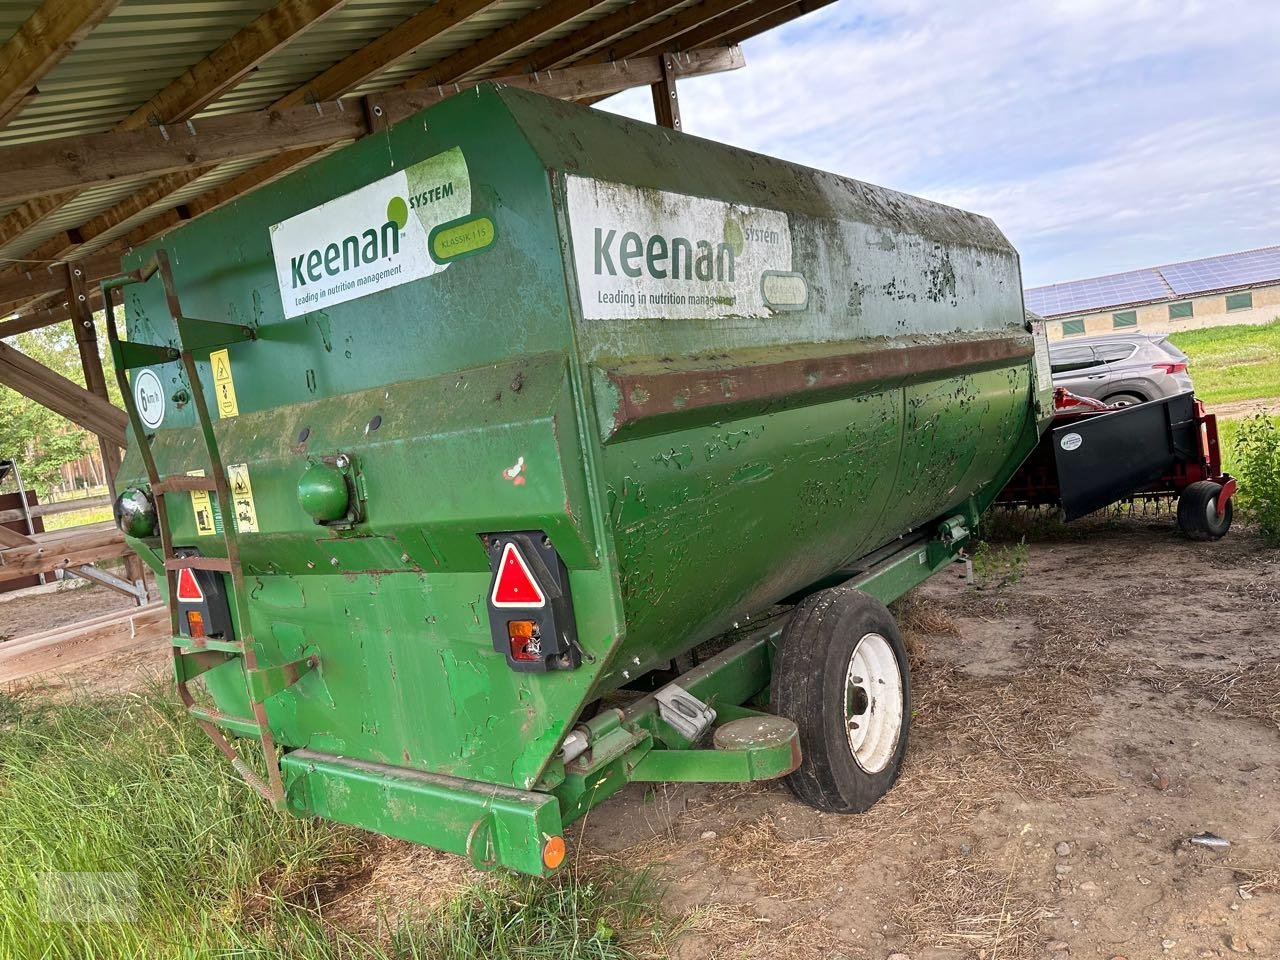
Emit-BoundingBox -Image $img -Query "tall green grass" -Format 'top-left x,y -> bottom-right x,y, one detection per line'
1169,318 -> 1280,407
0,685 -> 363,959
391,872 -> 675,960
0,686 -> 675,960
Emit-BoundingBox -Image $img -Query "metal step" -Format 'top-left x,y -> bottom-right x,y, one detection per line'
153,474 -> 218,494
163,555 -> 233,572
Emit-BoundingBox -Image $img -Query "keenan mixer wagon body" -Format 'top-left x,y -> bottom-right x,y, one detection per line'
106,84 -> 1053,875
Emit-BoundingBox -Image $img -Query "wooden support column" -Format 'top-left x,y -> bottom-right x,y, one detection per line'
65,261 -> 145,590
66,263 -> 120,493
651,52 -> 682,130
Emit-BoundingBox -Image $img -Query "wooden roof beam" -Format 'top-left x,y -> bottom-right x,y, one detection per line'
0,47 -> 742,312
591,0 -> 760,63
715,0 -> 836,45
401,0 -> 613,88
0,0 -> 121,129
95,0 -> 587,250
128,0 -> 351,126
25,0 -> 503,264
0,340 -> 127,447
152,1 -> 702,233
277,0 -> 505,108
672,0 -> 804,50
0,298 -> 72,340
0,247 -> 126,314
507,0 -> 686,73
0,0 -> 350,254
130,47 -> 745,233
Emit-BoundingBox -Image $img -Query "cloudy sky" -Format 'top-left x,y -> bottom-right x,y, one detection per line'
600,0 -> 1280,288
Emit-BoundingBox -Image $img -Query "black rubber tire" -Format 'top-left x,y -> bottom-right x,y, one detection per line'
1177,480 -> 1233,541
771,587 -> 911,813
1102,392 -> 1147,407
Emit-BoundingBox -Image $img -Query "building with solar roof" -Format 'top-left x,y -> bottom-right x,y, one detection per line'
1025,245 -> 1280,341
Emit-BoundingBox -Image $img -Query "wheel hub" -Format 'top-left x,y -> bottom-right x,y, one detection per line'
844,632 -> 904,774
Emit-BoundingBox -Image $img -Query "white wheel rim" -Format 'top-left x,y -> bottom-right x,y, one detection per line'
1204,497 -> 1222,527
844,632 -> 904,774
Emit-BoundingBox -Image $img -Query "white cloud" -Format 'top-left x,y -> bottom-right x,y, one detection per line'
599,0 -> 1280,285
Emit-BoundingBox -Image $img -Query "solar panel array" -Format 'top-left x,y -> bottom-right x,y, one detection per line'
1024,268 -> 1171,317
1025,245 -> 1280,317
1159,246 -> 1280,296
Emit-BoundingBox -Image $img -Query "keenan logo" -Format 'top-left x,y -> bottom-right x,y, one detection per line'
593,227 -> 736,282
289,200 -> 403,289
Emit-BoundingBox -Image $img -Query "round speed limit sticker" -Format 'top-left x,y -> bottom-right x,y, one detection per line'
133,368 -> 165,429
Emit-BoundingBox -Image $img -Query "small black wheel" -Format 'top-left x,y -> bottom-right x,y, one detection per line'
1103,392 -> 1147,408
771,587 -> 911,813
1177,480 -> 1232,541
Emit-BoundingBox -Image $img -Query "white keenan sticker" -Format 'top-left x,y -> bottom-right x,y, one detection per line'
566,177 -> 795,320
1060,432 -> 1083,452
269,147 -> 470,319
133,368 -> 165,429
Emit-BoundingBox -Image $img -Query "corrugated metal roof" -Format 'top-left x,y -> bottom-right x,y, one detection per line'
0,0 -> 816,282
0,1 -> 278,145
1025,245 -> 1280,318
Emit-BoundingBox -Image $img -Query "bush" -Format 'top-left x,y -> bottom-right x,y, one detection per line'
1233,414 -> 1280,545
970,538 -> 1029,588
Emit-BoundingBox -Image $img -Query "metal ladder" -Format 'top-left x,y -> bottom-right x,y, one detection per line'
103,250 -> 309,807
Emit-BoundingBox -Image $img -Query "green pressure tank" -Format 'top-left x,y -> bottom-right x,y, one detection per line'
112,84 -> 1053,874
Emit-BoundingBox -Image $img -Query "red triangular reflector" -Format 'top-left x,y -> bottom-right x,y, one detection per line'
176,567 -> 204,603
490,542 -> 546,608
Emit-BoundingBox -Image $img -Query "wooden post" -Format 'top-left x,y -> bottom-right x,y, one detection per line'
651,52 -> 682,131
66,261 -> 147,592
66,263 -> 119,491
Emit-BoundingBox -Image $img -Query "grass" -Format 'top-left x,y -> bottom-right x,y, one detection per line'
1169,318 -> 1280,407
40,504 -> 113,531
0,684 -> 675,960
0,683 -> 361,959
391,872 -> 673,960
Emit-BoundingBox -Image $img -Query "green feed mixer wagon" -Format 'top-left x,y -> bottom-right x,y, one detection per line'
107,84 -> 1053,875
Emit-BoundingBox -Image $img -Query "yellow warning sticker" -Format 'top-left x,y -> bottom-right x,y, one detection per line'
227,463 -> 258,533
187,469 -> 219,536
210,348 -> 239,418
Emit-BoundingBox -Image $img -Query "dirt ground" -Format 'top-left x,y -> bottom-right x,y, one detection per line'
3,514 -> 1277,960
0,578 -> 143,640
0,575 -> 165,691
590,513 -> 1278,960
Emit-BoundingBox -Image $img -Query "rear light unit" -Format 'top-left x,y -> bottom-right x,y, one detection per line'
483,532 -> 581,672
173,551 -> 234,642
1153,361 -> 1188,375
507,619 -> 541,662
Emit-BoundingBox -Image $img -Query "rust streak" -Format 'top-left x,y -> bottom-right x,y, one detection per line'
605,335 -> 1033,433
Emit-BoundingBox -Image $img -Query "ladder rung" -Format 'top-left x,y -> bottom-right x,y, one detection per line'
154,474 -> 218,494
188,705 -> 260,738
165,555 -> 233,572
114,339 -> 180,371
173,635 -> 243,654
175,316 -> 256,353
